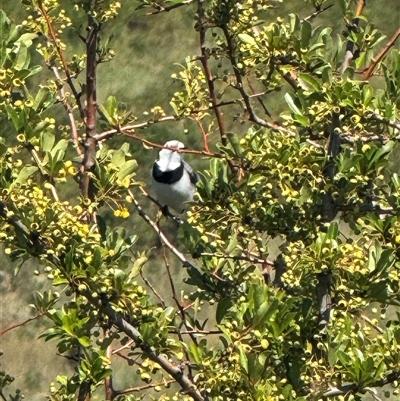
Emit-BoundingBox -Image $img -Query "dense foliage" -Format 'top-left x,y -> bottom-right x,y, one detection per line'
0,0 -> 400,400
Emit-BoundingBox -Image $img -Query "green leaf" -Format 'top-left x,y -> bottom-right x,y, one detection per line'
238,33 -> 256,46
189,342 -> 202,364
284,93 -> 303,116
337,349 -> 351,366
78,336 -> 91,347
238,346 -> 248,373
253,299 -> 278,329
11,166 -> 38,188
301,20 -> 312,48
216,297 -> 233,324
116,159 -> 138,180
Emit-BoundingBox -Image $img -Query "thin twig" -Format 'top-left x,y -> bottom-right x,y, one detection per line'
114,380 -> 175,396
196,118 -> 211,153
359,313 -> 385,334
303,3 -> 334,22
112,340 -> 135,355
38,1 -> 85,120
362,27 -> 400,79
161,246 -> 196,380
0,314 -> 45,336
140,269 -> 167,308
83,289 -> 207,401
94,128 -> 221,158
197,0 -> 228,146
51,66 -> 82,155
147,0 -> 194,15
200,252 -> 274,266
338,0 -> 366,75
104,329 -> 115,401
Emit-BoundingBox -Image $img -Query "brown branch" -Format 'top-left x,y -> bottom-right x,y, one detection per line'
196,118 -> 210,153
197,0 -> 228,146
303,3 -> 334,22
114,380 -> 175,396
359,313 -> 385,334
322,371 -> 400,398
85,16 -> 100,140
51,66 -> 82,155
140,270 -> 167,309
83,290 -> 207,401
161,246 -> 195,380
97,129 -> 221,158
199,252 -> 274,266
339,0 -> 366,75
361,26 -> 400,78
104,330 -> 115,401
0,314 -> 45,336
147,0 -> 194,15
172,329 -> 222,335
38,0 -> 85,120
80,15 -> 101,201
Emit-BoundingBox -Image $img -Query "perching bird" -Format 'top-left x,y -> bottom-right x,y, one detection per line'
151,140 -> 198,214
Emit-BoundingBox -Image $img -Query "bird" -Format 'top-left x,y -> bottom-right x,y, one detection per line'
151,140 -> 198,214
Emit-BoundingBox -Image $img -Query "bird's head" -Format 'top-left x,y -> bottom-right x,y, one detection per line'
157,140 -> 185,171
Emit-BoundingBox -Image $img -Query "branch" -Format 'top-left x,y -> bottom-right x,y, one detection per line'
197,0 -> 228,146
140,270 -> 167,308
94,126 -> 221,158
51,65 -> 82,156
199,252 -> 274,266
114,380 -> 175,396
339,0 -> 366,75
38,0 -> 85,120
322,371 -> 400,398
104,330 -> 115,401
147,0 -> 194,15
303,3 -> 334,22
161,246 -> 196,380
362,27 -> 400,79
128,189 -> 217,294
365,113 -> 400,132
359,313 -> 385,335
83,290 -> 207,401
221,25 -> 324,149
0,313 -> 45,336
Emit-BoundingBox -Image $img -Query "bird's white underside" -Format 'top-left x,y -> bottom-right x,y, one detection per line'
152,167 -> 195,213
151,140 -> 196,213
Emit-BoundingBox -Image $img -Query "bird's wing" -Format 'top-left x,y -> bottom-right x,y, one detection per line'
183,161 -> 199,185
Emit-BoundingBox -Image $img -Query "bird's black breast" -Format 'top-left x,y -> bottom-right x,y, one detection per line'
152,162 -> 184,184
